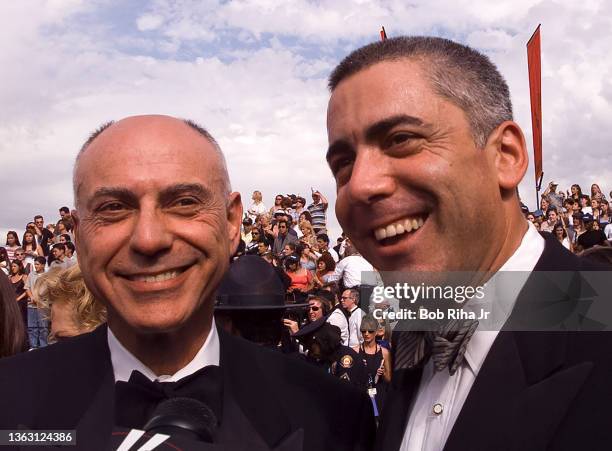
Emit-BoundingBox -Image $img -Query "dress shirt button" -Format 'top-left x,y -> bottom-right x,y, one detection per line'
432,403 -> 444,415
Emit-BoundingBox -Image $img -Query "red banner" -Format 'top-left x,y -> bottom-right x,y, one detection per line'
527,25 -> 542,185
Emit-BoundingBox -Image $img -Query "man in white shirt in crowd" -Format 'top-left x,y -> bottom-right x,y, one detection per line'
328,239 -> 374,289
325,35 -> 612,451
327,288 -> 365,348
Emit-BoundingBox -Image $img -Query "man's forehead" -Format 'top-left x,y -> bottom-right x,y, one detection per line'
82,115 -> 213,160
75,115 -> 223,202
327,59 -> 437,135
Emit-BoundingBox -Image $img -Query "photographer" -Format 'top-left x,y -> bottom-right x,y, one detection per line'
283,293 -> 333,335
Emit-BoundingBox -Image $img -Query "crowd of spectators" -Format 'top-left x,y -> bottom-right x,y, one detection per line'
2,183 -> 609,414
0,190 -> 391,414
1,208 -> 79,352
523,182 -> 612,253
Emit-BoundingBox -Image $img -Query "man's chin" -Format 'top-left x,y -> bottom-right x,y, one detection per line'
110,308 -> 197,337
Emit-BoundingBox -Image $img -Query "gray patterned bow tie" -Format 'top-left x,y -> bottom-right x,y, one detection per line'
393,319 -> 478,376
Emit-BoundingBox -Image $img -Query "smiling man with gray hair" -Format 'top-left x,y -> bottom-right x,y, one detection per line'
326,36 -> 612,451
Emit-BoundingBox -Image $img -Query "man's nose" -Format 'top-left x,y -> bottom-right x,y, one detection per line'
129,207 -> 173,257
345,147 -> 396,204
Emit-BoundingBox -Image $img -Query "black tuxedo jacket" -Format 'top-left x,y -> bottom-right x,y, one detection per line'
376,234 -> 612,451
0,325 -> 375,451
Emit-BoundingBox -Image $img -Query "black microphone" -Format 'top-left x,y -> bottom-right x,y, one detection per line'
143,397 -> 218,443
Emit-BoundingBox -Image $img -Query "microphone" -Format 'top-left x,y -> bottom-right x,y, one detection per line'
143,397 -> 218,443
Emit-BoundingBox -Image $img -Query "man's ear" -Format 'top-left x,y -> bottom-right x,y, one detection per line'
71,209 -> 80,248
486,121 -> 529,191
226,192 -> 243,256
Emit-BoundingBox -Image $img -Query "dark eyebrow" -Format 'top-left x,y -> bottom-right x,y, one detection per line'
87,184 -> 213,209
326,139 -> 353,165
88,187 -> 138,209
158,183 -> 213,205
326,114 -> 427,164
364,114 -> 425,142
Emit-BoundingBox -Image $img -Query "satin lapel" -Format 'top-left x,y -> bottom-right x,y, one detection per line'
374,367 -> 422,451
442,331 -> 527,451
218,330 -> 293,449
444,331 -> 591,451
74,364 -> 115,450
73,325 -> 115,451
445,237 -> 595,450
18,326 -> 114,451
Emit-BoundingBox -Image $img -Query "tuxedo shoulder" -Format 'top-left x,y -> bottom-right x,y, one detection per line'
222,332 -> 367,403
539,234 -> 611,271
0,326 -> 107,395
0,328 -> 108,427
1,329 -> 97,370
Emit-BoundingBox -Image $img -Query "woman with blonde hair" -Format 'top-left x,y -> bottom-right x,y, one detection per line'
299,220 -> 317,248
247,190 -> 267,221
354,314 -> 391,416
32,264 -> 106,342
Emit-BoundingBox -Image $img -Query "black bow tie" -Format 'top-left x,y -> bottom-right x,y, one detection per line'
114,365 -> 223,429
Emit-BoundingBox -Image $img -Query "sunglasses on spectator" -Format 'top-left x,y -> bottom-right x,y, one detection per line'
309,306 -> 320,311
361,330 -> 376,334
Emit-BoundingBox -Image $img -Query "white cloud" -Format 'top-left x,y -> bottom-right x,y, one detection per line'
0,0 -> 611,241
136,13 -> 165,31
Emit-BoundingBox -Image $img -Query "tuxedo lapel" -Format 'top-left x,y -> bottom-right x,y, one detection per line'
73,325 -> 115,450
18,326 -> 114,451
374,367 -> 422,451
444,330 -> 592,451
218,331 -> 295,449
445,237 -> 595,451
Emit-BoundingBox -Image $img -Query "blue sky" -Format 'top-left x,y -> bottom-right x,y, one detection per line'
1,0 -> 611,241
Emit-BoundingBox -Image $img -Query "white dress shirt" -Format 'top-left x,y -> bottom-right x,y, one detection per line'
328,255 -> 375,288
108,319 -> 220,383
347,306 -> 366,348
327,308 -> 349,345
326,305 -> 366,347
400,222 -> 545,451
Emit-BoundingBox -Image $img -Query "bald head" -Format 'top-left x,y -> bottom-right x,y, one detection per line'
73,115 -> 230,208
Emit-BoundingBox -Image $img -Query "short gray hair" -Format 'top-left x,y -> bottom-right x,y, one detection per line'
328,36 -> 513,148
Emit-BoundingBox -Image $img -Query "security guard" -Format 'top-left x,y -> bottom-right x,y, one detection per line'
293,317 -> 368,389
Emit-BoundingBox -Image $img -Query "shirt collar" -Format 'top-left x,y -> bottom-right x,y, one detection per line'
464,222 -> 545,375
108,318 -> 220,382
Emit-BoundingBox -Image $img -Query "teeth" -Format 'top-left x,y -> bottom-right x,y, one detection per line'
374,228 -> 387,241
374,216 -> 425,242
132,270 -> 179,283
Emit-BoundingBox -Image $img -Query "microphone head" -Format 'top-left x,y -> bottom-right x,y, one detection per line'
143,397 -> 218,443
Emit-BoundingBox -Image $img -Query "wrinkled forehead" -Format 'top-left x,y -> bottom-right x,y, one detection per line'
74,119 -> 226,206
